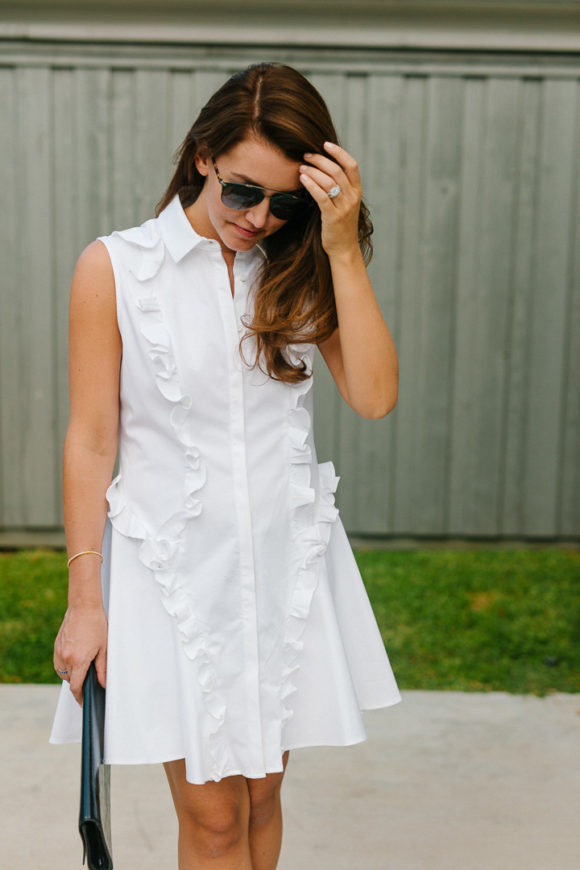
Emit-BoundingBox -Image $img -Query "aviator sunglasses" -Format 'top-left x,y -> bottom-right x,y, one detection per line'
211,156 -> 313,221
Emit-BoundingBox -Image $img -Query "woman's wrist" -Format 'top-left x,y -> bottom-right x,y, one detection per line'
67,569 -> 104,607
327,244 -> 364,271
67,595 -> 105,613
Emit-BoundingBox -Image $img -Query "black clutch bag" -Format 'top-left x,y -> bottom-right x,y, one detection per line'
79,660 -> 113,870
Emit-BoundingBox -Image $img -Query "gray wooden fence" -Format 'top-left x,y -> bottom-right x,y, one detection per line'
0,43 -> 579,540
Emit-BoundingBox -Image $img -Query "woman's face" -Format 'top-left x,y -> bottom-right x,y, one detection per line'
187,133 -> 302,255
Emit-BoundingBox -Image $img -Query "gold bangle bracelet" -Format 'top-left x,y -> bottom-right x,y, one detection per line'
67,549 -> 104,568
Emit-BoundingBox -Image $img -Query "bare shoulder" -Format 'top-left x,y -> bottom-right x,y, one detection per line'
69,240 -> 118,328
72,239 -> 114,291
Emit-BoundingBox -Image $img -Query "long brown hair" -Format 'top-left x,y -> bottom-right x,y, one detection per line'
156,63 -> 373,383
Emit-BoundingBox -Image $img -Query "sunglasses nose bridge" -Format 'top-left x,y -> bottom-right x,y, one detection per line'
245,194 -> 272,226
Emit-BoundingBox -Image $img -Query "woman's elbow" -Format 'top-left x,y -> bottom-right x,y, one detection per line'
356,387 -> 398,420
64,419 -> 119,459
364,398 -> 397,419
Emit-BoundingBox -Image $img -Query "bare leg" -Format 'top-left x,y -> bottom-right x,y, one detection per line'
246,751 -> 290,870
164,759 -> 253,870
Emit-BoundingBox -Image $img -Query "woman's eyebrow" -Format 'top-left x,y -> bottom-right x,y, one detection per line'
229,171 -> 300,193
230,171 -> 262,186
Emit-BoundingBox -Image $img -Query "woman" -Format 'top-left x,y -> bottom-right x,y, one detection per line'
51,62 -> 401,870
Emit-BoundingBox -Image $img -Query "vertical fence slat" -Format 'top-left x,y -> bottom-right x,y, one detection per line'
53,68 -> 78,527
169,70 -> 198,165
450,77 -> 520,536
0,68 -> 18,525
17,66 -> 57,525
192,70 -> 230,119
524,79 -> 578,536
135,69 -> 174,221
111,69 -> 138,229
352,74 -> 404,534
74,68 -> 112,243
392,75 -> 428,535
559,80 -> 580,537
502,78 -> 542,537
413,75 -> 463,534
449,76 -> 485,534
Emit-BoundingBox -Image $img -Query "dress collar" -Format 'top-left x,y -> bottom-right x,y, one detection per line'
157,193 -> 267,263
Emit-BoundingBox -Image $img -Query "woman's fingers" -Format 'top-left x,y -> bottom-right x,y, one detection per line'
95,646 -> 107,690
300,142 -> 363,257
302,142 -> 361,191
54,634 -> 72,683
323,141 -> 361,181
300,164 -> 343,197
299,171 -> 334,206
300,144 -> 362,226
301,158 -> 345,192
53,605 -> 108,704
69,660 -> 91,706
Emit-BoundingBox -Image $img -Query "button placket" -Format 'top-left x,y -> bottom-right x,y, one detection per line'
233,269 -> 248,335
213,252 -> 265,769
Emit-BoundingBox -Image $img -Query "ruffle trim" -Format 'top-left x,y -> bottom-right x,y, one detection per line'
282,348 -> 340,727
104,229 -> 229,780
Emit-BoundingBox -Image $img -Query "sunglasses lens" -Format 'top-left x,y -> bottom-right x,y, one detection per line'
269,194 -> 312,220
221,183 -> 263,210
220,177 -> 313,220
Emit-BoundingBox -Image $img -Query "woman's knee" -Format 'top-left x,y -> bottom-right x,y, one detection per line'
248,788 -> 280,830
165,762 -> 249,853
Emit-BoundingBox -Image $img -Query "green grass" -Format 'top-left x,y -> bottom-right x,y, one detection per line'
0,549 -> 69,683
355,548 -> 580,694
0,547 -> 578,693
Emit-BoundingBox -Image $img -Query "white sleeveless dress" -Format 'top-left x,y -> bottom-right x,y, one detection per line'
50,193 -> 401,784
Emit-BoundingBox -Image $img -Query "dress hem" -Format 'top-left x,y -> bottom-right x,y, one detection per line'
48,695 -> 402,783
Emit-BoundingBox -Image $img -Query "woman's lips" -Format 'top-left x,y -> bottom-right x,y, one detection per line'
233,224 -> 260,239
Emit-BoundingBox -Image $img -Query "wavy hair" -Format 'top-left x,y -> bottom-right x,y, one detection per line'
156,63 -> 373,383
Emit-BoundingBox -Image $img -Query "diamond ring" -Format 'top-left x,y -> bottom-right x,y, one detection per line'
57,668 -> 69,676
328,184 -> 341,200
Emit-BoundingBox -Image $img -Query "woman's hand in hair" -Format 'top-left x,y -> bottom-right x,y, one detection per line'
299,142 -> 362,259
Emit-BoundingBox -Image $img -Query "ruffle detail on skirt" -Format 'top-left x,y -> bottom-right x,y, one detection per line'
104,238 -> 229,780
282,348 -> 340,727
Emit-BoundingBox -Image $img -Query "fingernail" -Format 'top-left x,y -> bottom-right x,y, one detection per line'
303,153 -> 313,159
300,165 -> 308,172
324,141 -> 336,148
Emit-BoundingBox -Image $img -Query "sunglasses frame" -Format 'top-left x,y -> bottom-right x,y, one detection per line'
211,156 -> 313,220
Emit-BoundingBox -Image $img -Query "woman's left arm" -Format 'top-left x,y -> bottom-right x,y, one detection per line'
299,142 -> 398,419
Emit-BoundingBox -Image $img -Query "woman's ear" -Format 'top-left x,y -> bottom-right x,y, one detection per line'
195,148 -> 211,177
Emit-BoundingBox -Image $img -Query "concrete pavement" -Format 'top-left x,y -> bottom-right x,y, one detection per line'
1,686 -> 579,869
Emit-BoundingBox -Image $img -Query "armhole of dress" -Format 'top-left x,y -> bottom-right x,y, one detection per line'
96,234 -> 124,338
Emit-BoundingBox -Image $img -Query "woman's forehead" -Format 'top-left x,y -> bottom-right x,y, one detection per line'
219,135 -> 301,189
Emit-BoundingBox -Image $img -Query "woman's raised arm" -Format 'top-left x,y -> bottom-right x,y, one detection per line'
300,142 -> 399,419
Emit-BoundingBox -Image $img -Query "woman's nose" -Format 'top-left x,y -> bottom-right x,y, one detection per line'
246,197 -> 271,228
